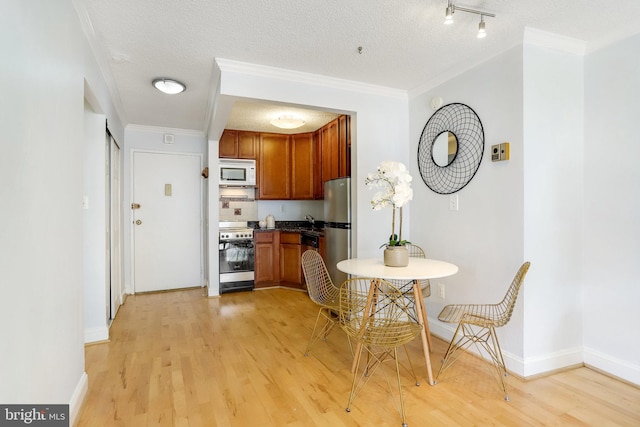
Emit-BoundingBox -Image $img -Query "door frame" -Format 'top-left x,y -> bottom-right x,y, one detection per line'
129,149 -> 204,293
109,134 -> 122,319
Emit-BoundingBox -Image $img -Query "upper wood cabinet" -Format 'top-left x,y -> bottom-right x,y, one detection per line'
221,115 -> 350,200
219,130 -> 258,159
321,119 -> 339,188
338,115 -> 351,177
316,115 -> 351,198
291,133 -> 315,200
258,133 -> 291,199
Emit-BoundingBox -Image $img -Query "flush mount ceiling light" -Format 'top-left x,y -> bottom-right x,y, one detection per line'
270,115 -> 305,129
444,0 -> 495,38
152,78 -> 186,95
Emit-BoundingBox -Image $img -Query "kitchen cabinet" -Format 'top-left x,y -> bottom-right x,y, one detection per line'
255,231 -> 279,287
258,133 -> 291,199
316,115 -> 351,198
321,118 -> 339,189
219,130 -> 258,159
280,232 -> 303,288
338,115 -> 351,177
222,116 -> 349,200
291,132 -> 315,200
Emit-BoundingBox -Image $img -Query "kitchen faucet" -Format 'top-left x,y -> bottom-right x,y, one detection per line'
304,214 -> 315,225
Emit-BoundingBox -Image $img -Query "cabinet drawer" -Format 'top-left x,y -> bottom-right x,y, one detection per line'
280,232 -> 300,244
255,231 -> 274,243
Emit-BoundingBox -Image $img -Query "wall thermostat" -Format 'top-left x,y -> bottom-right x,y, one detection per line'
491,142 -> 510,161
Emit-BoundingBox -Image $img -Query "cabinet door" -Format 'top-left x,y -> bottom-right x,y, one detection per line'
258,134 -> 291,199
291,133 -> 315,200
338,115 -> 351,177
280,244 -> 302,285
255,243 -> 274,283
255,231 -> 277,285
314,129 -> 323,199
238,131 -> 258,159
321,119 -> 339,186
219,130 -> 238,158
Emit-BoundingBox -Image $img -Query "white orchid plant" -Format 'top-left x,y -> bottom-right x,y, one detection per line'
365,161 -> 413,247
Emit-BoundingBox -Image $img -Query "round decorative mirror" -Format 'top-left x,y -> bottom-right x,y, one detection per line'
433,131 -> 458,167
417,103 -> 484,194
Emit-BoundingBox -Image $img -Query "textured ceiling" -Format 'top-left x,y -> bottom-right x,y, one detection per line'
74,0 -> 640,133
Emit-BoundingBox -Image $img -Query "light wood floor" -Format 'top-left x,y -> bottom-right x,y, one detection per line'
76,287 -> 640,426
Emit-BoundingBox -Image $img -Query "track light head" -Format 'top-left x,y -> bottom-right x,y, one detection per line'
445,5 -> 454,24
477,16 -> 486,38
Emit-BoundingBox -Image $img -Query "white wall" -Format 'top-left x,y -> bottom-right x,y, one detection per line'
522,39 -> 585,374
207,60 -> 411,295
409,47 -> 527,367
0,0 -> 89,421
122,126 -> 207,294
83,101 -> 109,343
409,32 -> 640,385
583,34 -> 640,384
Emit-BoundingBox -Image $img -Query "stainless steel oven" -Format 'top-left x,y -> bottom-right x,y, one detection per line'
219,221 -> 254,293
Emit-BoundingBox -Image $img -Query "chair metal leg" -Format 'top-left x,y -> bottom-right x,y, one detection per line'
304,308 -> 336,356
436,321 -> 512,401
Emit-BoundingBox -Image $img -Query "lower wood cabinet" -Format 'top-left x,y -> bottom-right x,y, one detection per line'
254,231 -> 279,287
255,231 -> 306,289
280,232 -> 303,288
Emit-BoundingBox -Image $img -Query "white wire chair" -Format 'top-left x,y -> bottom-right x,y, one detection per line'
435,261 -> 531,401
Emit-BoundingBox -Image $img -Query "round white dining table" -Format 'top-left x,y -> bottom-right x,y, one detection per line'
337,257 -> 458,385
337,257 -> 458,280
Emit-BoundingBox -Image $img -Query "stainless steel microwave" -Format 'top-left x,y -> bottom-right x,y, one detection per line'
218,159 -> 256,186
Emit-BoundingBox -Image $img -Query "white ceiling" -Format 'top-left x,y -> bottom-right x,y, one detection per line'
75,0 -> 640,133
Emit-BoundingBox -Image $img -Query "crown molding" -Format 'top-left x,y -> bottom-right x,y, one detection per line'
524,27 -> 587,55
72,0 -> 129,127
215,58 -> 408,100
125,124 -> 205,137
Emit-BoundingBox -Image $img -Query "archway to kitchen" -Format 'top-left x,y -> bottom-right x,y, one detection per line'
205,59 -> 411,297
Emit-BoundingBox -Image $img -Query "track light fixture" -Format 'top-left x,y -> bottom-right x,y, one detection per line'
444,0 -> 496,38
477,15 -> 486,38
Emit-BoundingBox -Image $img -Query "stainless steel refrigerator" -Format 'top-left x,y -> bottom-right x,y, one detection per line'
324,177 -> 351,286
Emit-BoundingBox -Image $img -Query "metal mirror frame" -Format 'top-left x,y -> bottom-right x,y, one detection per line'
417,103 -> 485,194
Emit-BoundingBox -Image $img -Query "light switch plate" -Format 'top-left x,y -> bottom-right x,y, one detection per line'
449,194 -> 459,211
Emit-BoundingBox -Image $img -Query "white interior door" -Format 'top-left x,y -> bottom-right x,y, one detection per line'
132,151 -> 202,292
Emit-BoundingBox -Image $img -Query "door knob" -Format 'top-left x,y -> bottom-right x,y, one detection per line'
135,219 -> 142,225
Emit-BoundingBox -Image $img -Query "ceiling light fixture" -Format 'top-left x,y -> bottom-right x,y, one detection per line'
477,16 -> 486,39
444,1 -> 495,38
270,115 -> 305,129
444,4 -> 454,24
152,78 -> 186,95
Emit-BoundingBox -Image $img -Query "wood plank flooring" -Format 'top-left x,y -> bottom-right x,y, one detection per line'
76,288 -> 640,426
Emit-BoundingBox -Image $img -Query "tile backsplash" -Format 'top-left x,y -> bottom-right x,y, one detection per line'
219,187 -> 257,221
219,199 -> 258,221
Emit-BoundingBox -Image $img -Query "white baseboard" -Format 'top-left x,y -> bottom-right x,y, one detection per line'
429,317 -> 588,379
84,326 -> 109,343
517,347 -> 584,377
69,372 -> 88,426
584,346 -> 640,386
